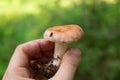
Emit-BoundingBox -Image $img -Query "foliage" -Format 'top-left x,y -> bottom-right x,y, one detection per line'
0,0 -> 120,80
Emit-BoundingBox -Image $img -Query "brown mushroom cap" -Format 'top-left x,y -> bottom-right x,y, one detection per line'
43,24 -> 83,43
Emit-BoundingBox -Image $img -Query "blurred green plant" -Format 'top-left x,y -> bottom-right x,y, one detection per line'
0,0 -> 120,80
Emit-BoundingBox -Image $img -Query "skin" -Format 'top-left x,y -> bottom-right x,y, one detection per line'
3,39 -> 81,80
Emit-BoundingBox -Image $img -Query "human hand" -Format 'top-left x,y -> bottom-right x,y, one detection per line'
3,39 -> 81,80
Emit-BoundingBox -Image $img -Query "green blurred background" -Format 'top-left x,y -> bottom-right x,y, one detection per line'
0,0 -> 120,80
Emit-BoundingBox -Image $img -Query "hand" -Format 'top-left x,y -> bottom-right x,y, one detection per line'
3,39 -> 81,80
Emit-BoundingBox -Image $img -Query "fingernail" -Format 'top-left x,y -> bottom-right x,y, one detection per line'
69,48 -> 81,57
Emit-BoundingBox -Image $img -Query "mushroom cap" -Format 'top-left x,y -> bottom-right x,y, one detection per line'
43,24 -> 83,43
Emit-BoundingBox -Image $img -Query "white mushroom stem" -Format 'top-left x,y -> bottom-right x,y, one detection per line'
51,42 -> 68,66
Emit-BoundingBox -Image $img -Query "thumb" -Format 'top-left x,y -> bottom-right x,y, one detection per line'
50,48 -> 81,80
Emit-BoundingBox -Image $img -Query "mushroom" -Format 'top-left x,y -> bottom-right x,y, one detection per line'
34,24 -> 83,79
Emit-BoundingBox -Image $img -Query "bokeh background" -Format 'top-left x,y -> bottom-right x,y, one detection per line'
0,0 -> 120,80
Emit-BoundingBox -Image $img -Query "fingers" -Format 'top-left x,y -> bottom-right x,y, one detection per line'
50,48 -> 81,80
9,39 -> 54,67
3,39 -> 54,80
16,39 -> 54,59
